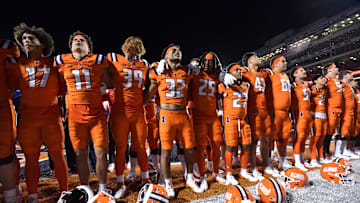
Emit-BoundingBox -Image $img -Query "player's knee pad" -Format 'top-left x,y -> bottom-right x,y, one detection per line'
0,154 -> 14,165
150,148 -> 159,155
241,144 -> 251,151
226,145 -> 236,152
129,150 -> 137,158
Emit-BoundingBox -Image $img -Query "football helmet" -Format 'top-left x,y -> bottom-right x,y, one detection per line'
333,157 -> 352,173
278,167 -> 308,189
320,162 -> 353,184
137,183 -> 169,203
256,177 -> 286,203
225,184 -> 255,203
89,190 -> 115,203
57,185 -> 94,203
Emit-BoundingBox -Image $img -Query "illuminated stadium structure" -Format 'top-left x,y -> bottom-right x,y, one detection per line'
255,4 -> 360,78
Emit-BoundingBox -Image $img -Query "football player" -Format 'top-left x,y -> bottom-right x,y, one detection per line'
106,36 -> 150,198
309,74 -> 328,166
7,23 -> 68,202
144,44 -> 203,198
241,52 -> 277,177
339,70 -> 359,159
265,55 -> 292,170
191,51 -> 227,190
54,31 -> 111,193
291,67 -> 312,171
219,63 -> 254,185
1,38 -> 23,203
323,63 -> 343,161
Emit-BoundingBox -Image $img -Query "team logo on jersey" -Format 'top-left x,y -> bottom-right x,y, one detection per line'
78,62 -> 82,67
226,117 -> 230,123
161,116 -> 166,123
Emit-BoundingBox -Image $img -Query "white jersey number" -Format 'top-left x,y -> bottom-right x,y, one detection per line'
165,78 -> 185,98
122,68 -> 143,88
198,79 -> 216,97
25,67 -> 50,88
72,69 -> 92,90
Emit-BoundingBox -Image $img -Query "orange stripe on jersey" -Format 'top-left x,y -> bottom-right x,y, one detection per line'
54,53 -> 108,105
218,81 -> 249,120
107,53 -> 149,113
150,66 -> 193,106
192,71 -> 219,117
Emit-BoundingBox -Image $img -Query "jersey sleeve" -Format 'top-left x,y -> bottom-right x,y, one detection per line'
0,40 -> 20,58
4,56 -> 20,89
95,54 -> 109,69
149,67 -> 159,81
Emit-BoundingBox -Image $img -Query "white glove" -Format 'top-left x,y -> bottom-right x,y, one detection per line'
156,59 -> 168,74
224,73 -> 237,86
217,109 -> 223,117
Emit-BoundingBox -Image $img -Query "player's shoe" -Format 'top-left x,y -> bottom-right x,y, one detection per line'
186,175 -> 204,193
240,170 -> 258,182
212,174 -> 228,185
226,174 -> 239,186
295,163 -> 308,172
114,184 -> 126,199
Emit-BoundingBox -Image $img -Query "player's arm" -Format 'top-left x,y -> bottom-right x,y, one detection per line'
143,79 -> 158,105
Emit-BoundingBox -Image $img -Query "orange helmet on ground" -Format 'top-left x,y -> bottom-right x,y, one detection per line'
89,191 -> 115,203
279,167 -> 308,189
320,162 -> 352,185
225,184 -> 255,203
332,157 -> 352,173
256,177 -> 286,203
137,183 -> 169,203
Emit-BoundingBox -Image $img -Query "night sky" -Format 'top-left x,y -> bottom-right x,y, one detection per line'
0,1 -> 358,65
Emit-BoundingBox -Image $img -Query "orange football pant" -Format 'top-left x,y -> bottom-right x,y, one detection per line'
111,111 -> 148,176
18,115 -> 68,194
194,116 -> 223,176
272,109 -> 292,148
310,114 -> 327,159
294,111 -> 313,155
159,110 -> 195,150
327,109 -> 341,136
248,109 -> 272,137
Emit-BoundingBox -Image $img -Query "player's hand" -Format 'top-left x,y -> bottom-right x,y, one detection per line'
156,59 -> 168,74
217,109 -> 223,117
224,73 -> 237,86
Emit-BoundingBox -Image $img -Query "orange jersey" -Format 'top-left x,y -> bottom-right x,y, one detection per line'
242,66 -> 267,111
311,85 -> 327,113
291,81 -> 311,112
149,66 -> 193,106
107,53 -> 149,113
265,68 -> 291,111
192,71 -> 220,117
342,82 -> 355,114
218,81 -> 250,120
325,76 -> 343,110
6,57 -> 60,112
1,40 -> 20,105
54,53 -> 108,105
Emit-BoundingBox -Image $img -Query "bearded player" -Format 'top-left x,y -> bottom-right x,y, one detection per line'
191,51 -> 227,190
144,44 -> 203,198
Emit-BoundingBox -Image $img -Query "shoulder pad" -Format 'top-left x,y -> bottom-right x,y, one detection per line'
55,54 -> 64,65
